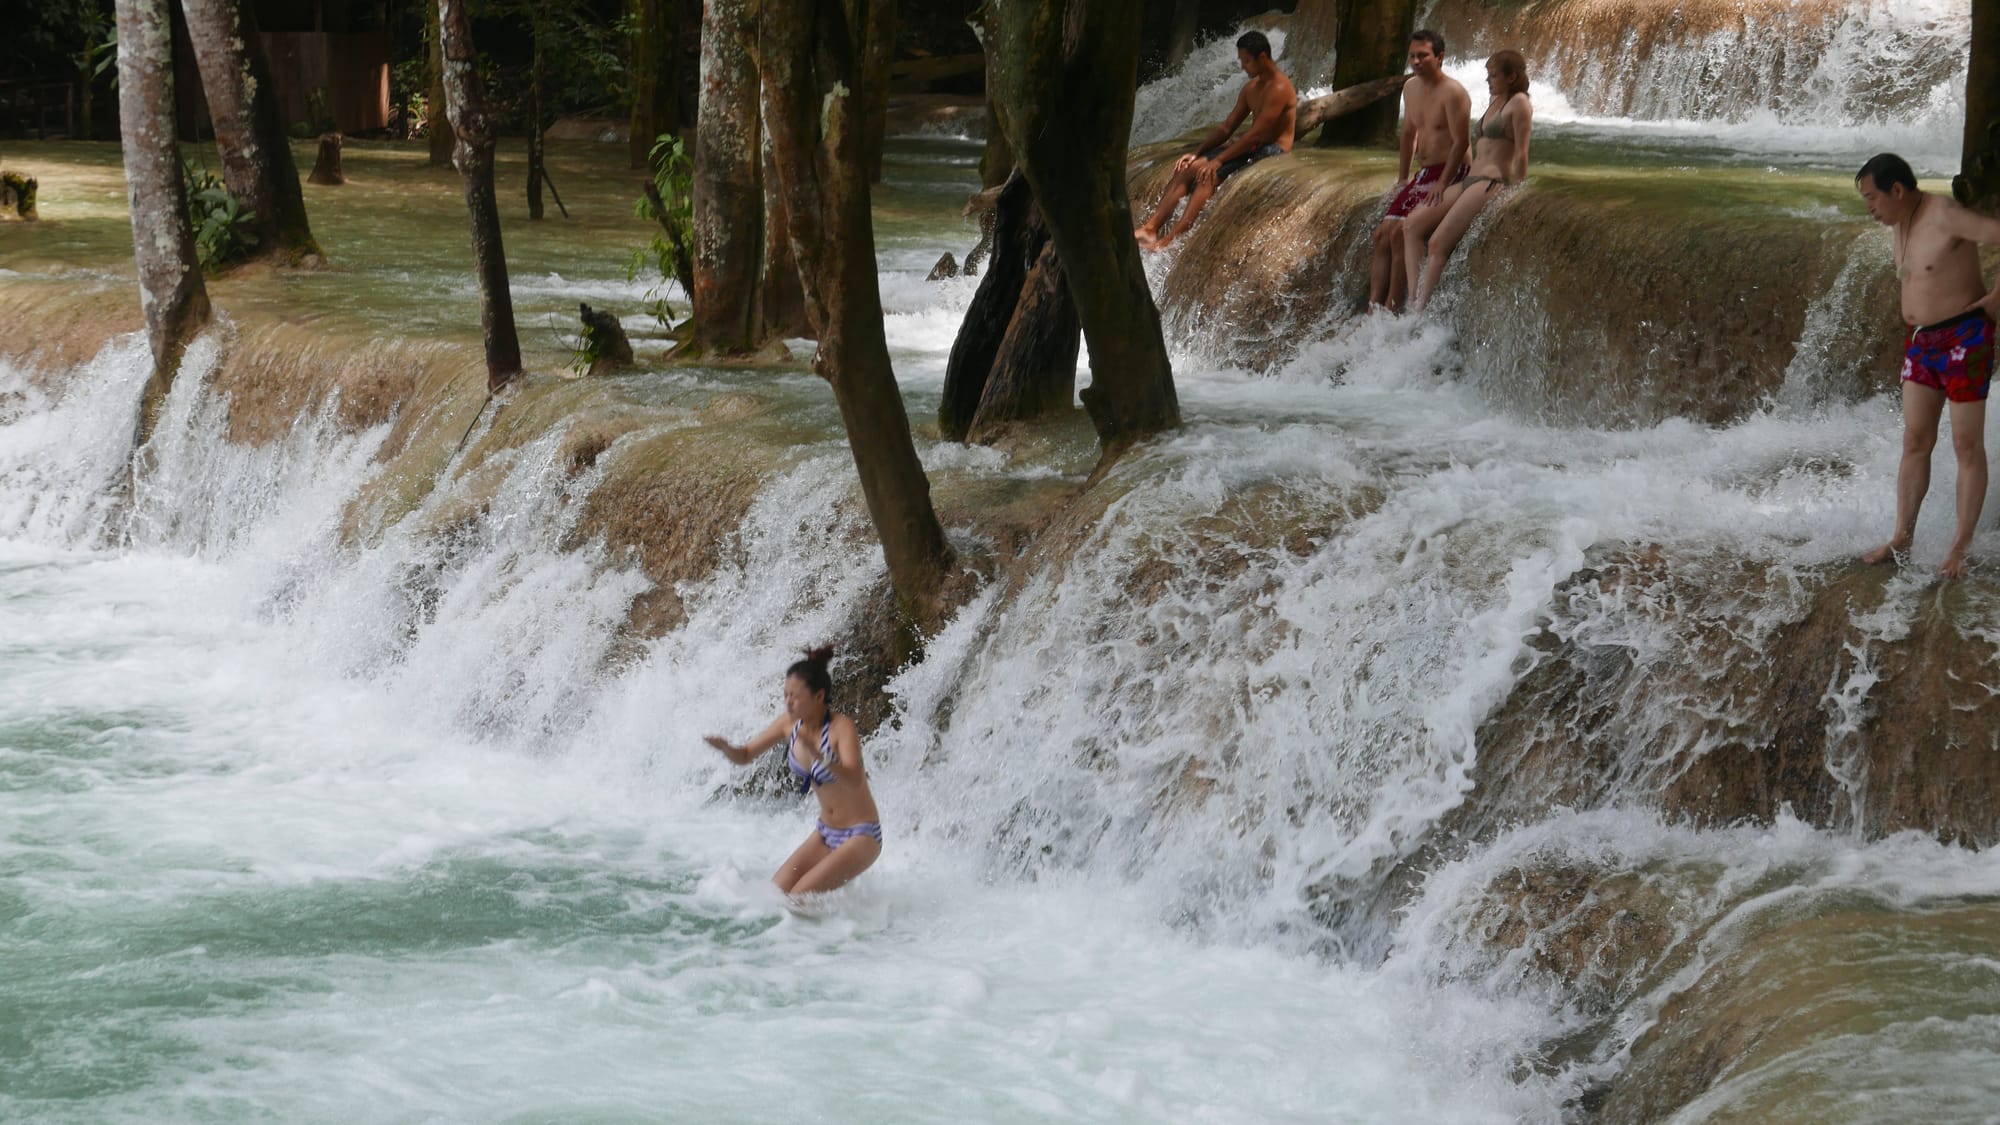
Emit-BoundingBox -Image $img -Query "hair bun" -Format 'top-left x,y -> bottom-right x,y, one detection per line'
803,643 -> 836,666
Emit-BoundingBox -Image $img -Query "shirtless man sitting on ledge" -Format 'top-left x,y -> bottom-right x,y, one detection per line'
1134,30 -> 1297,252
1855,152 -> 2000,579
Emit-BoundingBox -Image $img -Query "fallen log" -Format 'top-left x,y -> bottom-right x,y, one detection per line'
1294,75 -> 1407,144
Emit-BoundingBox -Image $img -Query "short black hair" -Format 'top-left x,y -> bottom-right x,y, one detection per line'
1410,29 -> 1446,57
1855,153 -> 1917,193
1237,30 -> 1272,59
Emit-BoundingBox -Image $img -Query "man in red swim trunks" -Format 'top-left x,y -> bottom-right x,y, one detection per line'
1367,30 -> 1469,312
1855,153 -> 2000,578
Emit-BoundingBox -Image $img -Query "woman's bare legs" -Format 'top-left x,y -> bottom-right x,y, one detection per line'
790,836 -> 881,896
772,830 -> 831,894
1400,185 -> 1462,302
1410,182 -> 1500,314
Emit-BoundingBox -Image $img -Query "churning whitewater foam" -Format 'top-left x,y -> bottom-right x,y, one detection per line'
5,116 -> 1998,1119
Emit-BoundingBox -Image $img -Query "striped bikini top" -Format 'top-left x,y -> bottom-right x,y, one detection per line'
787,714 -> 837,794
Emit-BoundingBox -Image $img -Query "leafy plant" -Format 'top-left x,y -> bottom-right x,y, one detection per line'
181,159 -> 259,271
628,133 -> 695,326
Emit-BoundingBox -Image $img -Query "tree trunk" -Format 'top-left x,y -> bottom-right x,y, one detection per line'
1165,0 -> 1198,72
308,132 -> 344,184
1958,0 -> 2000,213
184,0 -> 320,262
438,0 -> 522,392
859,0 -> 893,183
940,171 -> 1035,440
983,0 -> 1179,450
967,240 -> 1079,441
758,116 -> 813,340
77,49 -> 96,142
759,0 -> 956,628
1317,0 -> 1417,147
117,0 -> 212,447
628,0 -> 682,170
426,0 -> 452,167
1286,0 -> 1342,89
527,26 -> 545,221
691,0 -> 766,353
979,84 -> 1013,188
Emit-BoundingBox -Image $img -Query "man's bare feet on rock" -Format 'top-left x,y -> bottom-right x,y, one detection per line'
1134,228 -> 1158,251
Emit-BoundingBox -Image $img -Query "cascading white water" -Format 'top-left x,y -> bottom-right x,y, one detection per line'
7,116 -> 2000,1118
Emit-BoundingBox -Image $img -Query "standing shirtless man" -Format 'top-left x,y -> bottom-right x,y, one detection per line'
1134,31 -> 1297,252
1856,153 -> 2000,578
1367,30 -> 1469,312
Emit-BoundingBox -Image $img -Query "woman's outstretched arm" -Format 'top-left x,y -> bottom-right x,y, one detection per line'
703,714 -> 790,765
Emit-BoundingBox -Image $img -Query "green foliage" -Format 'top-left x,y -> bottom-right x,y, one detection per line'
390,58 -> 432,140
628,134 -> 696,326
181,159 -> 259,271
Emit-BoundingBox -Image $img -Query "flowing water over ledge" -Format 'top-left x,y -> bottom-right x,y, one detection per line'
1,64 -> 1998,1123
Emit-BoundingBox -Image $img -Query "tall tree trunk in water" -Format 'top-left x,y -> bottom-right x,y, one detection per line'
117,0 -> 211,447
1285,0 -> 1341,89
1165,0 -> 1198,72
859,0 -> 893,183
941,171 -> 1033,438
979,85 -> 1013,188
184,0 -> 321,262
438,0 -> 522,391
1316,0 -> 1416,147
758,116 -> 812,339
759,0 -> 956,628
982,0 -> 1179,450
691,0 -> 766,353
426,0 -> 452,167
527,21 -> 545,221
1957,0 -> 2000,213
969,242 -> 1079,440
76,33 -> 96,141
628,0 -> 681,170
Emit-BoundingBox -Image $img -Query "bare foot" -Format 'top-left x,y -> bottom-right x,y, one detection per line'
1134,227 -> 1158,250
1859,539 -> 1908,566
1939,547 -> 1972,579
1152,228 -> 1179,252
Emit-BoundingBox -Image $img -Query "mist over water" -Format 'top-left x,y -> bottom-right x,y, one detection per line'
3,4 -> 1996,1115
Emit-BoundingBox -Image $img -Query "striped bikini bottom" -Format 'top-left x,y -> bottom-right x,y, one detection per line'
816,819 -> 884,850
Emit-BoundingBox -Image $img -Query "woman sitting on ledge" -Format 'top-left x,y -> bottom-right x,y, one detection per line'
1402,49 -> 1534,315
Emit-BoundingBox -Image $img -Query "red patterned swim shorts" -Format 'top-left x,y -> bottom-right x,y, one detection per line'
1902,310 -> 1995,403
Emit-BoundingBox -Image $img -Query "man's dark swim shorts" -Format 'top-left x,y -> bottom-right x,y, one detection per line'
1201,143 -> 1285,186
1902,309 -> 1995,403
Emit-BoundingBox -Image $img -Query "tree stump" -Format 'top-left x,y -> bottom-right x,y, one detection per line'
308,133 -> 345,186
579,303 -> 634,374
0,172 -> 37,220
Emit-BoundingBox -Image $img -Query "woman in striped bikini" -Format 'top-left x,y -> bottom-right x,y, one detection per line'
704,645 -> 883,897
